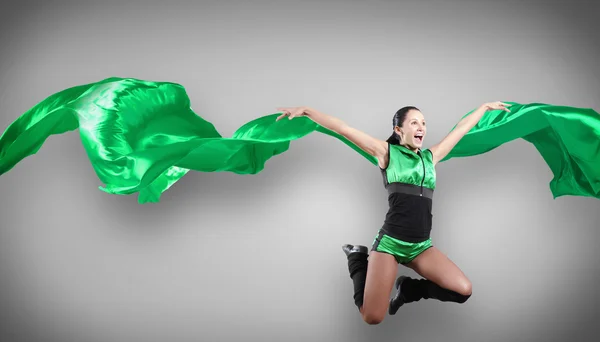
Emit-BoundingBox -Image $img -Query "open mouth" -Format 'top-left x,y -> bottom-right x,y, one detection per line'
414,133 -> 424,143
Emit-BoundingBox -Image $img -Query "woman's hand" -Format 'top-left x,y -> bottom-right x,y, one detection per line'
276,106 -> 311,121
481,101 -> 511,112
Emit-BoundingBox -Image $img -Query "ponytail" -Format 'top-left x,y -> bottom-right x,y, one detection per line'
386,132 -> 401,145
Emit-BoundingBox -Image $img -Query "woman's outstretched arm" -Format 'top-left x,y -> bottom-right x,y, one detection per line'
276,106 -> 388,168
429,102 -> 511,165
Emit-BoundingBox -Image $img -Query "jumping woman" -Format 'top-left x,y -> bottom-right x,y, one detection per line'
276,101 -> 511,325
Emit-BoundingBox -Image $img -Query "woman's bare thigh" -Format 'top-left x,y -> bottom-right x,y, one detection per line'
406,247 -> 472,296
360,251 -> 398,324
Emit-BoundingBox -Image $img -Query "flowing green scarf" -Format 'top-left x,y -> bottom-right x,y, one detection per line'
1,77 -> 598,203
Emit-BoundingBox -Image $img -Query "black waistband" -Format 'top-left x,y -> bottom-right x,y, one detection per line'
386,183 -> 434,199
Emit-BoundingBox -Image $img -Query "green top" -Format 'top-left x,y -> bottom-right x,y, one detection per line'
381,144 -> 436,190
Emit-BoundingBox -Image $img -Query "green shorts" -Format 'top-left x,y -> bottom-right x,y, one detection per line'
371,230 -> 433,264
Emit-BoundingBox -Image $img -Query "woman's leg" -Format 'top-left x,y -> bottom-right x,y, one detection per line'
344,245 -> 398,325
407,246 -> 472,296
361,251 -> 398,324
389,246 -> 472,314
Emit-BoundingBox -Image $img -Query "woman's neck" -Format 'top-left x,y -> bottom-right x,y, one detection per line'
401,143 -> 419,153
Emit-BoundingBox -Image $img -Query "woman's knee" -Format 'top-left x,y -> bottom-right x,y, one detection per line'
362,310 -> 385,325
457,278 -> 472,297
451,278 -> 472,303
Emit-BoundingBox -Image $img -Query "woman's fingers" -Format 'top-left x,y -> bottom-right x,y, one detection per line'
487,102 -> 511,112
497,102 -> 511,112
276,107 -> 292,121
289,109 -> 304,119
275,107 -> 307,120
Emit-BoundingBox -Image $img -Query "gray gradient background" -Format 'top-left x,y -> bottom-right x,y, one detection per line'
0,0 -> 599,341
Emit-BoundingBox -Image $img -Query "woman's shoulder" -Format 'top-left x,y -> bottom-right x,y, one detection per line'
421,148 -> 435,161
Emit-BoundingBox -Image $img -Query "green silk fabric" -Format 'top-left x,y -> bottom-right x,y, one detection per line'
440,102 -> 600,200
0,77 -> 598,203
384,146 -> 436,190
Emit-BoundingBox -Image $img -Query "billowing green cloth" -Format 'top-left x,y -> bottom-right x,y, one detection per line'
0,77 -> 598,203
441,103 -> 600,199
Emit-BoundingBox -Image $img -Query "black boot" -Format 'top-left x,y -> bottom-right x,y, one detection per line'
342,244 -> 369,310
388,276 -> 409,315
389,276 -> 471,315
342,244 -> 369,257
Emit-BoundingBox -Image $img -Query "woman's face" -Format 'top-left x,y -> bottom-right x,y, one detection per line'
395,109 -> 426,150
